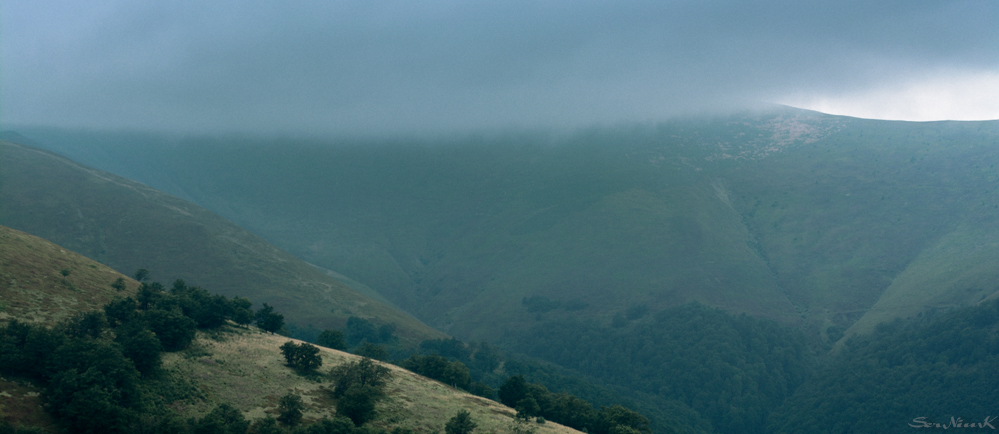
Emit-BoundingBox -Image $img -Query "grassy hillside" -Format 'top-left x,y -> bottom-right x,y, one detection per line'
0,225 -> 140,325
0,140 -> 445,345
167,328 -> 582,434
0,222 -> 585,434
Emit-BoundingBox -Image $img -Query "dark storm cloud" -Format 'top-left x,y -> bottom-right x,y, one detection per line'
2,0 -> 996,134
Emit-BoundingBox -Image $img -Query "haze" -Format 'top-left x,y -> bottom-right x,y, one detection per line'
2,0 -> 997,136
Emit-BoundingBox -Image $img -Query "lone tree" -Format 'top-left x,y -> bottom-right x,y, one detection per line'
256,303 -> 285,334
279,341 -> 323,372
445,410 -> 478,434
133,268 -> 149,282
329,358 -> 391,399
329,357 -> 392,426
277,393 -> 305,427
110,277 -> 127,292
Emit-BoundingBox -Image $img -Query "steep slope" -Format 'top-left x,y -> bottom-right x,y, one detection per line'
0,226 -> 584,434
9,110 -> 999,345
0,224 -> 140,325
0,140 -> 445,344
722,117 -> 999,339
166,328 -> 582,434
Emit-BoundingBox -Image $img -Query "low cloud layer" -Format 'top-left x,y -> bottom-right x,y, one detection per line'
3,0 -> 997,135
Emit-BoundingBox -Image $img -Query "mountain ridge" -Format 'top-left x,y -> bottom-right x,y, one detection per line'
7,109 -> 999,345
0,139 -> 445,344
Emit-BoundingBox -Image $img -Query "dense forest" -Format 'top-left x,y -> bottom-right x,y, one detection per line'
510,302 -> 815,434
768,298 -> 999,433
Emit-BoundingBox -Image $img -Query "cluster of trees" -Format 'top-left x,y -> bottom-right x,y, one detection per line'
396,337 -> 660,434
184,400 -> 404,434
303,317 -> 398,361
345,317 -> 396,347
0,277 -> 289,433
498,375 -> 651,434
512,302 -> 815,434
767,299 -> 999,433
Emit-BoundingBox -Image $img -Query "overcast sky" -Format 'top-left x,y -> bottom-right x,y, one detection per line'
2,0 -> 997,136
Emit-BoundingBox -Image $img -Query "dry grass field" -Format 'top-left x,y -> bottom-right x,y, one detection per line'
166,326 -> 581,434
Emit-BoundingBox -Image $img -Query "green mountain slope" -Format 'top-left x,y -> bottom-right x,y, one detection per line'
0,140 -> 445,345
768,298 -> 999,433
8,109 -> 999,345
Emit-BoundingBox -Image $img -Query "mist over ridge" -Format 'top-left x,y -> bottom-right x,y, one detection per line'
3,1 -> 997,135
11,108 -> 999,344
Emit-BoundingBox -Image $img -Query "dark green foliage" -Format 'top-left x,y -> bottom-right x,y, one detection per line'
516,396 -> 540,420
336,385 -> 379,426
144,308 -> 197,351
597,405 -> 651,434
376,324 -> 396,343
445,410 -> 477,434
514,302 -> 814,434
419,338 -> 471,362
256,303 -> 285,334
62,310 -> 109,339
328,358 -> 391,400
231,297 -> 255,327
277,393 -> 305,427
469,341 -> 500,372
249,417 -> 283,434
45,370 -> 137,434
111,277 -> 127,292
280,341 -> 323,372
352,343 -> 389,361
317,329 -> 348,351
305,416 -> 356,434
329,358 -> 391,426
137,282 -> 166,310
0,282 -> 295,434
546,393 -> 597,431
115,321 -> 163,376
345,317 -> 376,346
104,297 -> 137,327
468,382 -> 495,399
194,403 -> 250,434
133,268 -> 149,282
768,299 -> 999,434
0,320 -> 64,379
502,354 -> 712,434
499,375 -> 528,408
399,354 -> 471,390
43,338 -> 143,434
172,284 -> 233,328
0,420 -> 46,434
